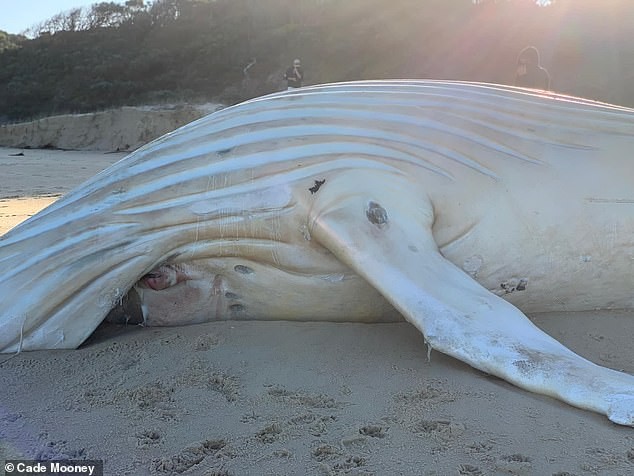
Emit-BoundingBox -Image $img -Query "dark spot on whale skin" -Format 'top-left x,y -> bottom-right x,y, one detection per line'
225,292 -> 240,299
366,201 -> 388,227
234,265 -> 254,274
229,304 -> 245,312
309,179 -> 326,194
511,345 -> 564,377
217,148 -> 233,155
500,278 -> 528,294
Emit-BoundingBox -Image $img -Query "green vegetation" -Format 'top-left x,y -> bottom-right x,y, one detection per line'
1,0 -> 633,122
0,30 -> 26,53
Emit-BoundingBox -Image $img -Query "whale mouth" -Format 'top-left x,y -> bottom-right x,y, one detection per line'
104,287 -> 144,325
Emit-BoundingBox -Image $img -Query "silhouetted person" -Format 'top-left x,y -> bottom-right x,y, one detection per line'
284,59 -> 304,90
515,46 -> 550,90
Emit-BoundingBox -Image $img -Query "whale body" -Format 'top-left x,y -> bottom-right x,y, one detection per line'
1,80 -> 633,425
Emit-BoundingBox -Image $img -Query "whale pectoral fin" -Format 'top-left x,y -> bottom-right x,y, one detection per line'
309,171 -> 634,425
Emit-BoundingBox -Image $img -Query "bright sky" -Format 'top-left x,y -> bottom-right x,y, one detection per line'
0,0 -> 126,34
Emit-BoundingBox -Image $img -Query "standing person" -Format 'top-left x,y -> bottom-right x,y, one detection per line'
514,46 -> 550,90
284,59 -> 304,90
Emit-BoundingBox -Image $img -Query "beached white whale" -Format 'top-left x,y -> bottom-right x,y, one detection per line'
1,81 -> 633,425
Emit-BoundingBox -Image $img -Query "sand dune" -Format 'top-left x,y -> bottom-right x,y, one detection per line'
0,104 -> 222,152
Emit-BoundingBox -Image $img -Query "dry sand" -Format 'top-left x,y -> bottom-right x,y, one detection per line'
1,146 -> 634,475
0,148 -> 126,235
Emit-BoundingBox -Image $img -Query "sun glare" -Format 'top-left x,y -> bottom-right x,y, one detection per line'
473,0 -> 552,5
0,196 -> 59,235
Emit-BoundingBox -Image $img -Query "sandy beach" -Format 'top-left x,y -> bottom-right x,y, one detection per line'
1,145 -> 634,475
0,148 -> 126,235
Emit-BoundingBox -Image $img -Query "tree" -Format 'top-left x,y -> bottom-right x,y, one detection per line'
0,31 -> 25,52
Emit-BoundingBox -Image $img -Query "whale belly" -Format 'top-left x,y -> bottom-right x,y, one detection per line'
438,197 -> 634,313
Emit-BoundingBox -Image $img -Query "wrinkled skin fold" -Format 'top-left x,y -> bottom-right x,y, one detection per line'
1,80 -> 634,425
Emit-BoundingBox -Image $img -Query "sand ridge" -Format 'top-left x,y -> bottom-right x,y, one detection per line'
0,104 -> 222,152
